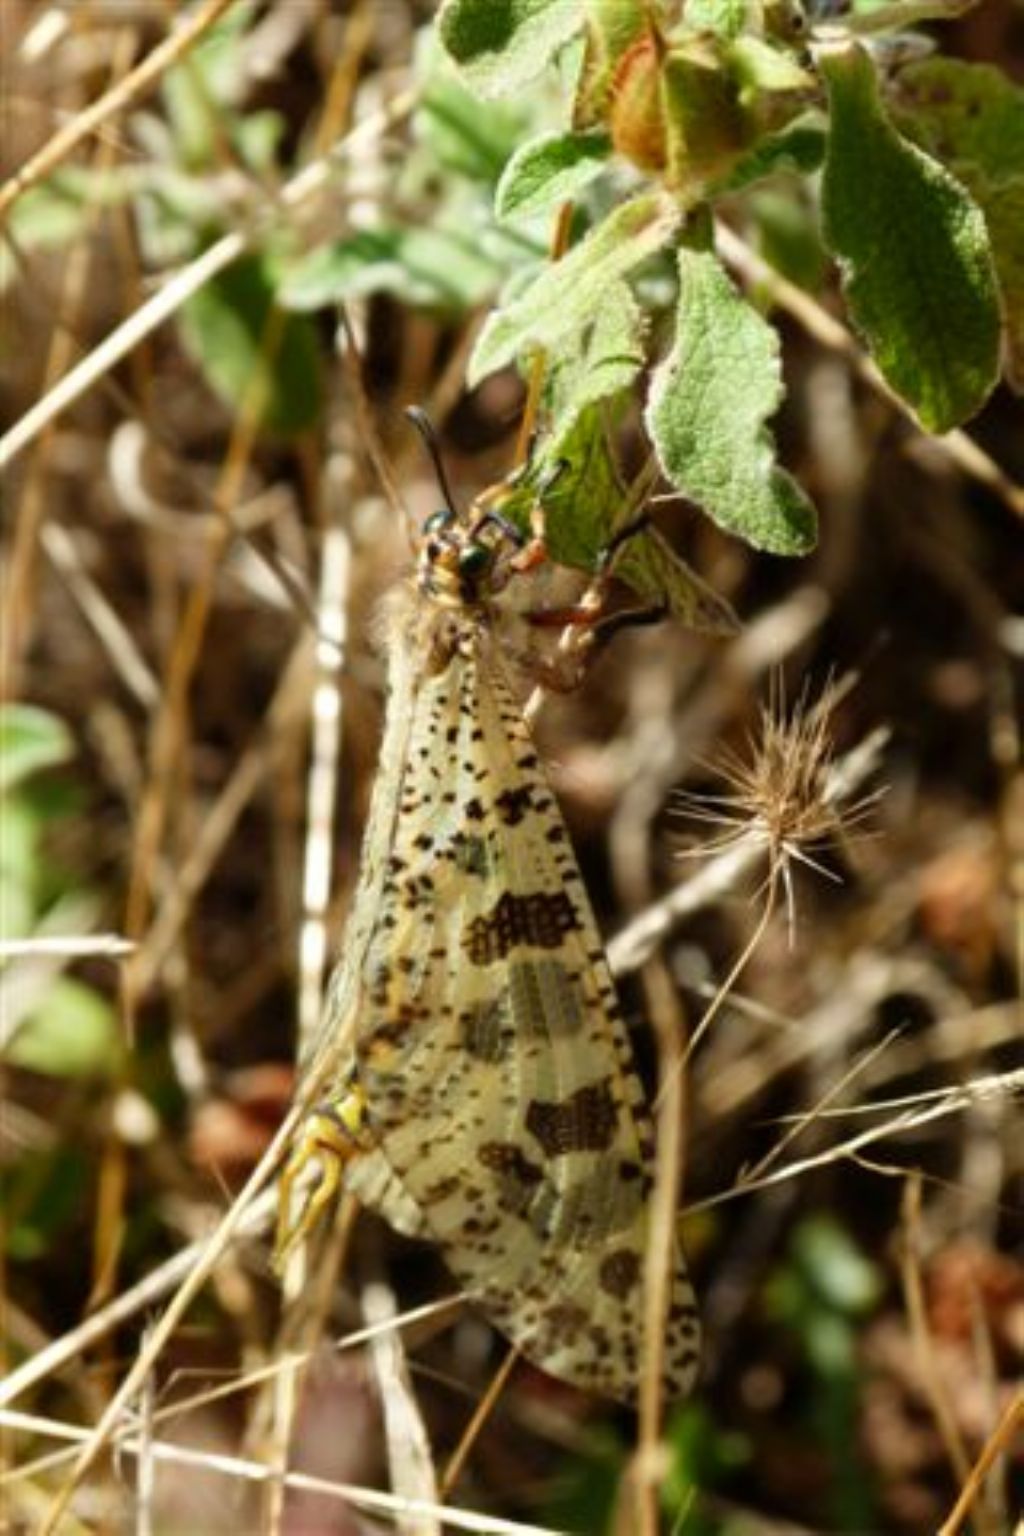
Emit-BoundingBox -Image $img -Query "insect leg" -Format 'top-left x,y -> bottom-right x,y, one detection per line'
525,513 -> 666,642
274,1084 -> 370,1266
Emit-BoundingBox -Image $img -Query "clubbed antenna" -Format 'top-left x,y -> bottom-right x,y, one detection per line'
405,405 -> 460,517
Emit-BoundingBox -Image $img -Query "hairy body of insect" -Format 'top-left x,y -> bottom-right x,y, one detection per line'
277,493 -> 700,1405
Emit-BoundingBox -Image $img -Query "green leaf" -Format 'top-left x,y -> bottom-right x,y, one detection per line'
727,36 -> 814,96
894,58 -> 1024,181
0,879 -> 35,945
751,187 -> 830,292
576,0 -> 649,119
469,193 -> 680,384
685,0 -> 750,40
6,976 -> 123,1078
0,168 -> 143,290
418,65 -> 529,184
8,181 -> 88,251
232,110 -> 286,176
894,58 -> 1024,388
541,1425 -> 625,1534
180,254 -> 323,436
615,526 -> 739,635
717,112 -> 827,194
438,0 -> 584,98
646,248 -> 817,555
820,42 -> 1000,431
0,796 -> 38,892
6,1146 -> 90,1260
977,177 -> 1024,389
664,1404 -> 750,1509
813,0 -> 976,35
543,280 -> 646,441
793,1217 -> 882,1315
530,408 -> 626,570
496,129 -> 611,221
533,410 -> 738,634
0,706 -> 74,795
161,0 -> 258,167
282,226 -> 503,313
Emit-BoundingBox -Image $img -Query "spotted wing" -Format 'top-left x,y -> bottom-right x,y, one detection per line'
349,624 -> 700,1404
293,593 -> 435,1240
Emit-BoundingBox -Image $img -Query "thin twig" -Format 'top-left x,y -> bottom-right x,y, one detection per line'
440,1348 -> 520,1502
0,935 -> 134,961
364,1280 -> 442,1536
0,0 -> 241,225
899,1178 -> 979,1517
40,522 -> 160,709
634,959 -> 687,1536
937,1389 -> 1024,1536
2,23 -> 139,698
689,1067 -> 1024,1216
5,1409 -> 563,1536
0,1194 -> 272,1412
0,89 -> 417,471
35,1109 -> 303,1536
297,525 -> 351,1051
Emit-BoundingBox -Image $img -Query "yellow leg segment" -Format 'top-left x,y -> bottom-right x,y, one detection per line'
274,1084 -> 369,1268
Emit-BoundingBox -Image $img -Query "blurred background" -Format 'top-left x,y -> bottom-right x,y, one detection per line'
2,2 -> 1022,1532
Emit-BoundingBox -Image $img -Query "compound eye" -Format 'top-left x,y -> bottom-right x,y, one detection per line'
458,542 -> 493,581
422,509 -> 455,537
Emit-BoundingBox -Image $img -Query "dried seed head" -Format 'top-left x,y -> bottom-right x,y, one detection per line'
678,673 -> 877,935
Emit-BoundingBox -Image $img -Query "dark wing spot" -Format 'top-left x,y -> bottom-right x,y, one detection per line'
420,1174 -> 463,1205
598,1248 -> 641,1300
449,832 -> 491,879
526,1078 -> 619,1158
540,1301 -> 589,1335
478,1141 -> 544,1186
464,890 -> 581,966
478,1139 -> 546,1218
493,785 -> 534,825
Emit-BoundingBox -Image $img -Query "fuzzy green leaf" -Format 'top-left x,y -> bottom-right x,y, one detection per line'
615,526 -> 739,635
820,42 -> 1000,431
6,977 -> 122,1078
718,112 -> 827,194
750,188 -> 830,293
685,0 -> 750,40
469,193 -> 679,384
180,254 -> 323,436
282,226 -> 502,313
727,36 -> 814,96
536,409 -> 625,571
895,58 -> 1024,388
535,410 -> 738,634
812,0 -> 976,36
418,66 -> 528,184
977,177 -> 1024,390
894,58 -> 1024,180
0,706 -> 74,795
496,129 -> 611,221
646,248 -> 817,555
438,0 -> 584,98
543,281 -> 645,441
